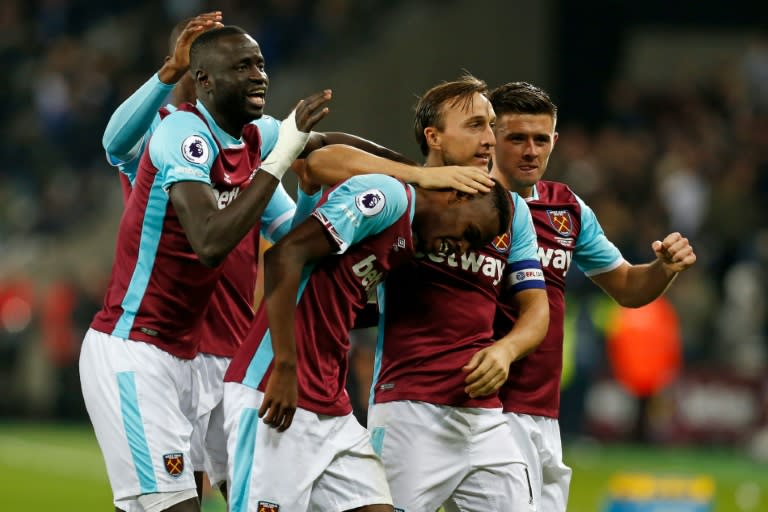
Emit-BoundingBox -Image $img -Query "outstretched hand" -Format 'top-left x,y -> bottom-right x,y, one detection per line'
416,165 -> 495,194
162,12 -> 223,82
652,232 -> 696,273
292,90 -> 333,132
462,342 -> 515,398
258,363 -> 298,432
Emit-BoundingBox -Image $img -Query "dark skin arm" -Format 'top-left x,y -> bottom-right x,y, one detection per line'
170,172 -> 280,267
259,217 -> 337,431
169,90 -> 332,267
302,132 -> 416,165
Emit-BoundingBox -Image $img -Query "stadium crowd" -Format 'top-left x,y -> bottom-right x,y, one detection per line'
0,0 -> 766,453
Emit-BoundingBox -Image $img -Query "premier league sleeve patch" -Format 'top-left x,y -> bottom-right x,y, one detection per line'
257,501 -> 280,511
181,135 -> 210,164
354,189 -> 386,216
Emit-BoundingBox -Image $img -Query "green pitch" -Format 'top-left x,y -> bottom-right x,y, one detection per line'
1,423 -> 766,511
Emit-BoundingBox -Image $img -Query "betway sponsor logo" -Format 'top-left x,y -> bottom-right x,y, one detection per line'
213,186 -> 240,210
352,254 -> 385,293
416,251 -> 505,286
538,246 -> 572,275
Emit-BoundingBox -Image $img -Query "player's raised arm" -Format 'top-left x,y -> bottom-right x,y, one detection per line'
306,144 -> 495,194
169,94 -> 329,266
591,231 -> 696,307
102,12 -> 222,162
302,132 -> 415,164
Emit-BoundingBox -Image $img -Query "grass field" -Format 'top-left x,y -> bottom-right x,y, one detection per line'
1,422 -> 766,511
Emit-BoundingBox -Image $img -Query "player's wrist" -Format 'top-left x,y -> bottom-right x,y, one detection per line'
157,63 -> 186,85
260,110 -> 311,180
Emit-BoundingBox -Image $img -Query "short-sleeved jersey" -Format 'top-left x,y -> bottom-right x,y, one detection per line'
106,101 -> 289,358
91,101 -> 265,359
370,192 -> 545,409
225,175 -> 416,416
497,180 -> 623,417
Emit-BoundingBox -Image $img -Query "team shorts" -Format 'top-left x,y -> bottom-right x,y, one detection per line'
505,412 -> 572,512
79,328 -> 198,507
190,352 -> 231,488
224,383 -> 392,512
368,400 -> 535,512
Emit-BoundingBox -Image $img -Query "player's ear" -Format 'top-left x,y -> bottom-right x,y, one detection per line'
195,69 -> 211,90
424,126 -> 441,152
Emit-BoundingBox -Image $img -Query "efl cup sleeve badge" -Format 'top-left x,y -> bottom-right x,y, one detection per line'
162,453 -> 184,477
546,209 -> 573,236
181,135 -> 210,164
257,501 -> 280,511
354,189 -> 386,216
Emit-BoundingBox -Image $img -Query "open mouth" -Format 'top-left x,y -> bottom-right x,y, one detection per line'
247,89 -> 266,107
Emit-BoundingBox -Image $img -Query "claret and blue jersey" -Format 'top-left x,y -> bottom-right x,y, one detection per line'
498,180 -> 624,417
225,174 -> 417,416
92,100 -> 289,359
98,72 -> 301,358
370,191 -> 546,409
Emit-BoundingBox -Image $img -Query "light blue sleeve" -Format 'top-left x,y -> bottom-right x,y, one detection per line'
251,115 -> 280,159
312,175 -> 408,253
573,193 -> 624,276
103,73 -> 174,166
260,182 -> 297,243
117,113 -> 168,186
291,187 -> 323,229
148,111 -> 220,192
506,193 -> 546,292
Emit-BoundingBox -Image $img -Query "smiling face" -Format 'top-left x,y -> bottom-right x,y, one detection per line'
193,30 -> 269,134
425,91 -> 496,168
493,112 -> 557,198
489,82 -> 559,198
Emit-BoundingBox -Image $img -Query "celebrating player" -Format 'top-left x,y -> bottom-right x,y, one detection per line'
302,75 -> 550,511
223,173 -> 512,512
488,81 -> 697,512
81,25 -> 332,512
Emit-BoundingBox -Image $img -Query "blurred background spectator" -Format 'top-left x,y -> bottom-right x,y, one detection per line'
1,0 -> 765,463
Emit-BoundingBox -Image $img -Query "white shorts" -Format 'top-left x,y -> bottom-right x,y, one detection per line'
367,400 -> 535,512
505,412 -> 572,512
79,328 -> 198,505
190,352 -> 231,488
224,383 -> 392,512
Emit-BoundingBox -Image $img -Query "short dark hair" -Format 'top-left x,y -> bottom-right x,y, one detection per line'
189,25 -> 249,69
489,82 -> 557,121
489,179 -> 513,238
414,74 -> 489,156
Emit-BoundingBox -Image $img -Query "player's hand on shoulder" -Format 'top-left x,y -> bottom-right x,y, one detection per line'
292,89 -> 332,132
417,165 -> 494,194
258,361 -> 298,432
652,232 -> 696,273
462,342 -> 515,398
